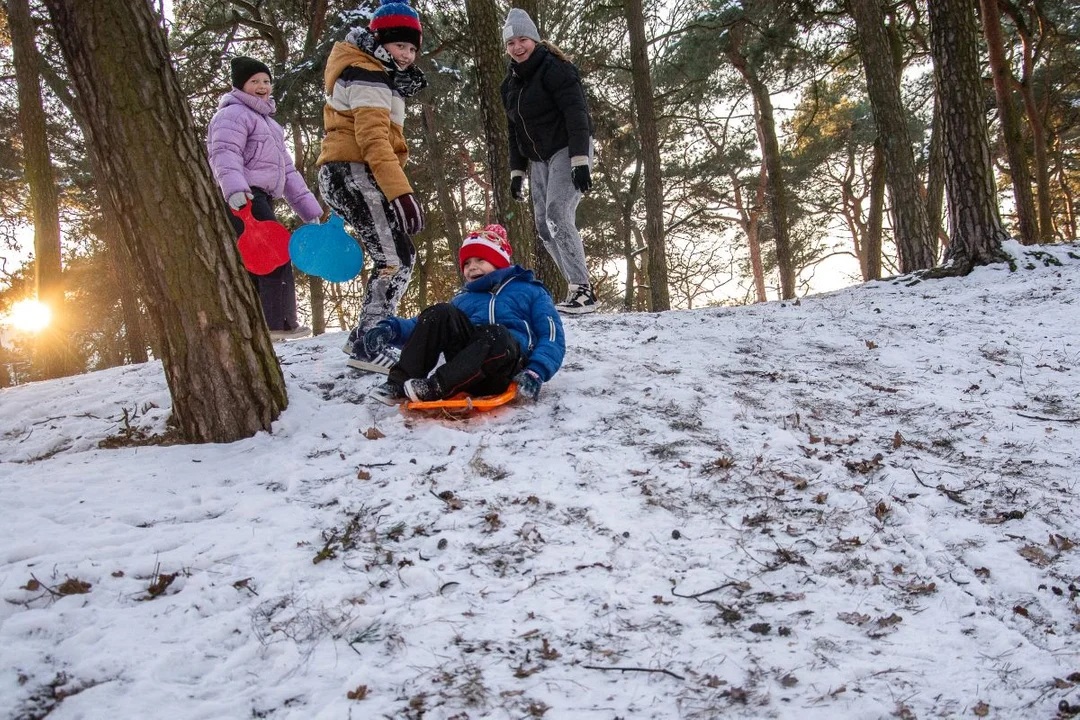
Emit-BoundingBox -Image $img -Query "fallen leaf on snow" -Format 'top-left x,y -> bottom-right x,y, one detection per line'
1018,544 -> 1052,567
837,612 -> 871,626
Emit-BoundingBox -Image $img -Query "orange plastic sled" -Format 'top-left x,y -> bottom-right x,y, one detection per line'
403,383 -> 518,413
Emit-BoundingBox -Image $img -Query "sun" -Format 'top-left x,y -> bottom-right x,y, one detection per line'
7,299 -> 52,333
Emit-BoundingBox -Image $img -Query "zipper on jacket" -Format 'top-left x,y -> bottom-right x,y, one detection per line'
516,88 -> 542,161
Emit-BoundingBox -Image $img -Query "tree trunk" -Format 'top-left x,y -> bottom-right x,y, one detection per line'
928,0 -> 1009,274
727,28 -> 796,299
624,0 -> 670,311
308,276 -> 325,335
102,221 -> 150,364
732,167 -> 768,302
926,92 -> 948,249
465,0 -> 536,267
850,0 -> 936,272
419,101 -> 464,259
1001,3 -> 1055,243
43,0 -> 288,443
6,0 -> 70,378
865,141 -> 886,280
978,0 -> 1039,246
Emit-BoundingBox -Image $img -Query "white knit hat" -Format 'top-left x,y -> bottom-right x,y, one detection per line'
502,8 -> 540,44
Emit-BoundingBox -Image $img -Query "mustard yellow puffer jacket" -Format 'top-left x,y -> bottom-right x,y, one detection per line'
316,41 -> 412,201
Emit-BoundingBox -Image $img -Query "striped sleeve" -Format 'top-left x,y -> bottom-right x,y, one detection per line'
332,66 -> 412,200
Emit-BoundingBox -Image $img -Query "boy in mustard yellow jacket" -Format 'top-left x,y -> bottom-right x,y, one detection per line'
317,0 -> 427,373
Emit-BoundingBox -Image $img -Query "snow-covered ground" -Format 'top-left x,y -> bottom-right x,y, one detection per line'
2,241 -> 1079,719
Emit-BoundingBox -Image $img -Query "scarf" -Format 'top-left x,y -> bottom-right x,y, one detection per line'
346,27 -> 427,99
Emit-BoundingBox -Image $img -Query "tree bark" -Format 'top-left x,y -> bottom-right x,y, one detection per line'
6,0 -> 70,378
865,141 -> 886,280
624,0 -> 670,311
727,27 -> 796,299
732,167 -> 768,302
102,221 -> 150,364
926,92 -> 948,249
419,101 -> 464,259
465,0 -> 536,268
1001,2 -> 1055,243
849,0 -> 936,272
928,0 -> 1009,274
43,0 -> 288,443
978,0 -> 1039,246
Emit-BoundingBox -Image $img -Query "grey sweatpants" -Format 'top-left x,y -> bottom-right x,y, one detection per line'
318,161 -> 415,334
529,145 -> 591,287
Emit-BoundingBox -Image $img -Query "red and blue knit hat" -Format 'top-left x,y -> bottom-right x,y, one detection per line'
370,0 -> 422,48
460,224 -> 513,271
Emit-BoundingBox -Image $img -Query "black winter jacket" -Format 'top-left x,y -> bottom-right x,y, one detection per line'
500,45 -> 593,171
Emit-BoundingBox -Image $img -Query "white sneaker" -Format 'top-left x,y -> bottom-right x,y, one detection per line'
556,284 -> 597,315
270,325 -> 311,341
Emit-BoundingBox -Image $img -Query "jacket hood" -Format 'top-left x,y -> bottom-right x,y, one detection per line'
324,41 -> 381,94
219,88 -> 275,116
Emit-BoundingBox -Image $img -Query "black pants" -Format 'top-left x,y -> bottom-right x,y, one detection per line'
389,304 -> 522,398
227,188 -> 299,332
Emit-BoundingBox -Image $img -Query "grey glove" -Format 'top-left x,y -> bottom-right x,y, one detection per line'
513,369 -> 542,402
228,191 -> 253,211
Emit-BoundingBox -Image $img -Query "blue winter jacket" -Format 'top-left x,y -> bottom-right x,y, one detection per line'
385,266 -> 565,382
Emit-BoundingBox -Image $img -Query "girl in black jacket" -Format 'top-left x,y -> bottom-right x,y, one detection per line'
500,9 -> 597,315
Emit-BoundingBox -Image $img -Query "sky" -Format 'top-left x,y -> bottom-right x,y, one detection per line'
1,240 -> 1079,719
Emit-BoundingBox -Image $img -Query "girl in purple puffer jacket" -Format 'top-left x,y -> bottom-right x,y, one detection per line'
207,56 -> 323,340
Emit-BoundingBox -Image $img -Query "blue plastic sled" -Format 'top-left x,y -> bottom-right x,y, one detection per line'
288,214 -> 363,283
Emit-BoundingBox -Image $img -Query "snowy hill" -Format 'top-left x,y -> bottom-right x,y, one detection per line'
2,241 -> 1079,720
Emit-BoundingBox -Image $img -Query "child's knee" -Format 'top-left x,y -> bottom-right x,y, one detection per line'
378,266 -> 400,278
419,302 -> 455,319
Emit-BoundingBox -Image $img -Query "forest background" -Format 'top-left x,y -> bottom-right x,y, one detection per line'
0,0 -> 1078,388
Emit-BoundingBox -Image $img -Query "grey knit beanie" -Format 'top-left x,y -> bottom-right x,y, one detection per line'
502,8 -> 540,43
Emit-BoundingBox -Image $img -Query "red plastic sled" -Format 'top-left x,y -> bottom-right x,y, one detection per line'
403,383 -> 518,414
232,203 -> 291,275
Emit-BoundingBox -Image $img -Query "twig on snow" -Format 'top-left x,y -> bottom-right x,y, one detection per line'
1016,412 -> 1080,423
582,664 -> 685,681
912,469 -> 969,505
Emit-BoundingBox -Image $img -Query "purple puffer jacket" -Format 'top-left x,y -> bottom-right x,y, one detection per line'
207,89 -> 322,222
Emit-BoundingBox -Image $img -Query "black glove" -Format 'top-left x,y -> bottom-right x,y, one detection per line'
391,193 -> 425,235
571,165 -> 592,194
510,175 -> 525,201
362,321 -> 396,357
513,369 -> 542,402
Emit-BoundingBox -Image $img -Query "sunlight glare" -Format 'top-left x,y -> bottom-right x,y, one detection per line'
7,299 -> 52,333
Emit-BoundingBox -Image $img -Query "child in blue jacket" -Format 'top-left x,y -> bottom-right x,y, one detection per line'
365,224 -> 565,404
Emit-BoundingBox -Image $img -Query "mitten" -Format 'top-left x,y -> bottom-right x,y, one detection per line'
391,193 -> 425,235
513,369 -> 542,402
362,321 -> 396,357
510,175 -> 525,201
571,165 -> 592,194
228,191 -> 253,210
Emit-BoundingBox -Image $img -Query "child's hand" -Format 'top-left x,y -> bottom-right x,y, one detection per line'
363,322 -> 396,357
228,191 -> 253,210
571,165 -> 592,194
513,369 -> 542,402
391,193 -> 425,235
510,176 -> 525,201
